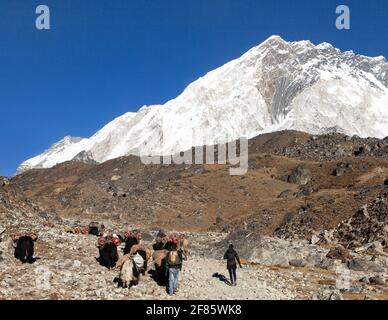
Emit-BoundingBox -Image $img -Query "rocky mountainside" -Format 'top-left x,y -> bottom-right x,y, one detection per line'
10,130 -> 388,241
332,192 -> 388,250
0,177 -> 41,217
17,36 -> 388,173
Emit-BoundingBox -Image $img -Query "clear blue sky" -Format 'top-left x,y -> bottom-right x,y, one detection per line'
1,0 -> 387,176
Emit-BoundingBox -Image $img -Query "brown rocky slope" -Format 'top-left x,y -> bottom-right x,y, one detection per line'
9,130 -> 388,240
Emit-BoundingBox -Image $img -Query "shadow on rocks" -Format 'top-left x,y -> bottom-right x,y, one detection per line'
148,269 -> 168,286
212,272 -> 232,286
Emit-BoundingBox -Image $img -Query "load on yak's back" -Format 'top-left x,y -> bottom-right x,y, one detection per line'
118,253 -> 145,288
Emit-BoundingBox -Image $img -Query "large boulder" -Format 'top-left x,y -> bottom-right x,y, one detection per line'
369,275 -> 386,286
210,230 -> 328,267
347,257 -> 385,272
354,145 -> 371,156
287,165 -> 312,186
331,162 -> 352,177
326,245 -> 351,263
278,189 -> 294,199
312,288 -> 344,300
0,177 -> 10,187
289,259 -> 307,267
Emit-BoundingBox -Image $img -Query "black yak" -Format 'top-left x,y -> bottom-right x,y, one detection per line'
97,237 -> 119,269
123,231 -> 138,255
13,234 -> 37,264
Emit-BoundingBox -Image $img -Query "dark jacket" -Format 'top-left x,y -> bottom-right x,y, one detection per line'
223,248 -> 241,270
165,243 -> 185,271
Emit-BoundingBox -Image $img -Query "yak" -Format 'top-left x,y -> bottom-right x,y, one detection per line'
152,249 -> 169,285
98,242 -> 119,269
13,234 -> 37,264
123,235 -> 138,255
117,254 -> 144,288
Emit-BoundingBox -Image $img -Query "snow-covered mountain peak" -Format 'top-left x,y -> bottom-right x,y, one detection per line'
263,35 -> 284,42
17,36 -> 388,174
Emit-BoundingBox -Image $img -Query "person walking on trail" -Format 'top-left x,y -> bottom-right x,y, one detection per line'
223,244 -> 243,286
165,236 -> 186,296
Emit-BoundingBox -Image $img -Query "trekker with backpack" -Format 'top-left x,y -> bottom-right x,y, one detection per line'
223,244 -> 243,286
165,236 -> 186,295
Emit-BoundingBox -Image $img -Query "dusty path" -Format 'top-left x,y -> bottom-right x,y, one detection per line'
0,224 -> 302,300
0,251 -> 300,300
0,218 -> 385,300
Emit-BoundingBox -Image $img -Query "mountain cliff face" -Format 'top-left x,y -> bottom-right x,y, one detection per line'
17,36 -> 388,174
